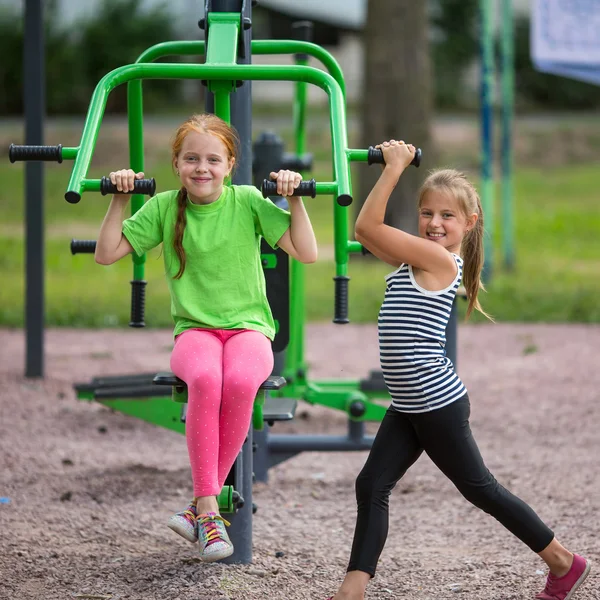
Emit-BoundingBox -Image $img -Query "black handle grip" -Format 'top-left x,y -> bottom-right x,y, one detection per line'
70,239 -> 97,254
367,146 -> 422,168
292,21 -> 314,59
9,143 -> 63,163
100,176 -> 156,197
281,152 -> 313,173
261,178 -> 316,199
129,280 -> 147,328
333,275 -> 350,324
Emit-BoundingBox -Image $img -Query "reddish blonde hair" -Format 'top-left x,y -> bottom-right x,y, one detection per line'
172,114 -> 239,279
418,169 -> 492,321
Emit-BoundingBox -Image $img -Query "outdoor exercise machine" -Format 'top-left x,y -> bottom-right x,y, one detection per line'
9,0 -> 422,563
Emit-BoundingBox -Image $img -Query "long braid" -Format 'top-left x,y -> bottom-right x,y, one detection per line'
173,187 -> 188,279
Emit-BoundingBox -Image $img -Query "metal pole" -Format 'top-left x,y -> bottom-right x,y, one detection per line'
24,0 -> 45,378
288,21 -> 312,379
207,0 -> 254,565
501,0 -> 515,270
479,0 -> 495,282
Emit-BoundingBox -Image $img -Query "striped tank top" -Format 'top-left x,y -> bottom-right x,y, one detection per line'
378,253 -> 466,413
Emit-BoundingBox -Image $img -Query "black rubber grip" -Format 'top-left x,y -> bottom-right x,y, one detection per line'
70,239 -> 97,254
281,153 -> 313,173
261,178 -> 316,198
292,21 -> 314,59
367,146 -> 422,168
333,275 -> 350,324
100,176 -> 156,197
129,280 -> 147,328
9,143 -> 63,163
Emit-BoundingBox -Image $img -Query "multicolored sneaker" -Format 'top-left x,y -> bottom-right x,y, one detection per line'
167,501 -> 198,543
535,554 -> 591,600
197,512 -> 234,562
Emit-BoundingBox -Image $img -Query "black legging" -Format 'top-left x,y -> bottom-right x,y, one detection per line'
347,395 -> 554,577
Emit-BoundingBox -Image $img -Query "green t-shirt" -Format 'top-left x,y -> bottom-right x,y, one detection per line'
122,185 -> 291,340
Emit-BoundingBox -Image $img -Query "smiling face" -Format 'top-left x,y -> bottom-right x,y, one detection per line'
173,130 -> 235,204
418,188 -> 477,255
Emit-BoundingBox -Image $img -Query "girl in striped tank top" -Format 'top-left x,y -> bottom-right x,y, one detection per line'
326,141 -> 589,600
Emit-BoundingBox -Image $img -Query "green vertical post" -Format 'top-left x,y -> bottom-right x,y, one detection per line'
479,0 -> 495,281
127,79 -> 146,282
205,12 -> 238,126
213,90 -> 232,124
501,0 -> 515,270
286,34 -> 310,383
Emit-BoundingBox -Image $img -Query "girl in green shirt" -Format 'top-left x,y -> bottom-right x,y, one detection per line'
95,113 -> 317,562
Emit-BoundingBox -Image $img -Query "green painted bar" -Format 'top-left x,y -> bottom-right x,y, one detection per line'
61,147 -> 79,160
94,397 -> 185,435
205,14 -> 239,65
346,149 -> 369,162
80,179 -> 101,192
213,90 -> 232,123
479,0 -> 495,281
501,0 -> 515,270
347,241 -> 363,253
65,63 -> 349,206
287,52 -> 310,382
127,78 -> 146,281
134,40 -> 346,98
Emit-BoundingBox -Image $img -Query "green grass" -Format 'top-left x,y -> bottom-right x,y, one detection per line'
1,123 -> 599,327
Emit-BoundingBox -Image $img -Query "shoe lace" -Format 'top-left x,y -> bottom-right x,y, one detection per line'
198,514 -> 231,547
543,572 -> 559,595
180,508 -> 197,526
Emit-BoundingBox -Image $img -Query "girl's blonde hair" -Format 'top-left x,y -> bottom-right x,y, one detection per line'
418,169 -> 492,320
171,113 -> 239,279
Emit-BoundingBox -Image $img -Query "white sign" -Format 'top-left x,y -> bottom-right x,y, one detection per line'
531,0 -> 600,84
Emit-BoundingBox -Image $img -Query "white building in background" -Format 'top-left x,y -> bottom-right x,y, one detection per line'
4,0 -> 531,104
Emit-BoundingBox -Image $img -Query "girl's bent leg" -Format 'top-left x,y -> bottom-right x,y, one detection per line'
346,408 -> 422,578
331,409 -> 422,599
218,330 -> 274,488
170,329 -> 224,498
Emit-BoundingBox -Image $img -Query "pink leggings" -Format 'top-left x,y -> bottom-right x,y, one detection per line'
170,328 -> 274,497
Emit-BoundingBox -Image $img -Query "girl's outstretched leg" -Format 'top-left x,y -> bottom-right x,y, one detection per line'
415,396 -> 591,599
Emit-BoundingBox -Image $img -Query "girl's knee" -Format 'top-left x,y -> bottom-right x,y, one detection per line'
224,378 -> 262,401
355,472 -> 388,505
187,370 -> 221,393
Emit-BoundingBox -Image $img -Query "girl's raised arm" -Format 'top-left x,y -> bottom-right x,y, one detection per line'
355,141 -> 455,274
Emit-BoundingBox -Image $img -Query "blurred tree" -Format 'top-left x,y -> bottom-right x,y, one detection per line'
77,0 -> 180,113
430,0 -> 479,108
0,4 -> 24,115
357,1 -> 432,234
0,0 -> 183,116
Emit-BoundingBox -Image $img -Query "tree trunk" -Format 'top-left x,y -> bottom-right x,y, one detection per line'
357,1 -> 433,234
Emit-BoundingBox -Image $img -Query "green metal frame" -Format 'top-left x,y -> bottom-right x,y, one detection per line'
68,13 -> 390,432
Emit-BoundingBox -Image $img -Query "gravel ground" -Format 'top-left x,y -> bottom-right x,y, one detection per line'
0,323 -> 598,600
